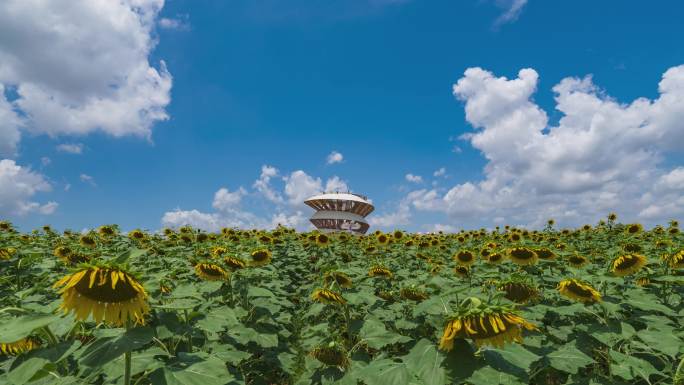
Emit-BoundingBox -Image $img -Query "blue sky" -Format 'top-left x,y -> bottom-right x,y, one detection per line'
1,0 -> 684,232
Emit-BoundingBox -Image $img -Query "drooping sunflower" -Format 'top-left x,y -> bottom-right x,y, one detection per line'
567,254 -> 589,268
454,266 -> 470,278
98,225 -> 116,237
664,250 -> 684,269
128,229 -> 146,241
53,266 -> 150,326
368,265 -> 393,279
558,279 -> 601,304
224,256 -> 247,270
635,277 -> 650,287
486,252 -> 505,264
311,288 -> 346,305
323,271 -> 353,288
79,235 -> 97,249
195,263 -> 230,281
498,281 -> 539,304
375,289 -> 395,302
439,298 -> 537,351
454,250 -> 476,267
1,338 -> 40,356
668,227 -> 680,235
0,221 -> 13,232
611,254 -> 647,276
310,343 -> 349,368
507,247 -> 538,266
0,247 -> 17,260
211,246 -> 228,258
400,287 -> 429,301
250,249 -> 272,266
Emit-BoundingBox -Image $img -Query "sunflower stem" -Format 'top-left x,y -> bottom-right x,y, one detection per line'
42,326 -> 59,346
184,309 -> 193,352
124,320 -> 132,385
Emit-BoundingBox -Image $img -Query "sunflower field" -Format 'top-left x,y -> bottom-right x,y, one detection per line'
0,216 -> 683,385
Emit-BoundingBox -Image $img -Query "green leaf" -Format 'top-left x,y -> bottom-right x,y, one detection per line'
358,318 -> 411,350
547,341 -> 594,374
0,314 -> 60,343
79,326 -> 154,367
483,343 -> 540,374
467,366 -> 527,385
228,325 -> 278,348
608,349 -> 661,381
402,339 -> 447,385
149,353 -> 235,385
636,329 -> 682,357
114,248 -> 146,264
356,359 -> 412,385
196,307 -> 240,333
7,358 -> 51,385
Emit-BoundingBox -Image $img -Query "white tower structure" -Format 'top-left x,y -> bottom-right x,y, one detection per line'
304,192 -> 374,234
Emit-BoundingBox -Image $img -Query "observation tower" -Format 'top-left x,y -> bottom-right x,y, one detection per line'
304,192 -> 374,234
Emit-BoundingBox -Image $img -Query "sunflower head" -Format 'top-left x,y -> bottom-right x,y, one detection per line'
393,230 -> 404,240
486,252 -> 505,264
558,279 -> 601,304
567,254 -> 589,268
195,263 -> 230,281
311,288 -> 346,305
0,247 -> 17,260
316,233 -> 330,247
400,286 -> 429,302
128,229 -> 146,241
454,250 -> 476,266
607,212 -> 617,221
368,265 -> 393,279
498,279 -> 539,304
310,343 -> 349,368
98,225 -> 116,237
668,227 -> 680,235
453,266 -> 470,278
507,247 -> 538,266
376,233 -> 390,245
635,277 -> 650,287
0,221 -> 13,232
375,289 -> 396,302
664,250 -> 684,269
611,254 -> 647,276
323,271 -> 353,288
224,256 -> 247,270
249,249 -> 272,267
211,246 -> 228,258
439,298 -> 537,351
79,235 -> 97,248
53,265 -> 149,326
622,243 -> 643,253
625,223 -> 643,234
1,338 -> 41,356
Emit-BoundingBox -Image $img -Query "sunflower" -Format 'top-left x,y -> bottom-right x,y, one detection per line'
0,247 -> 17,260
196,233 -> 209,242
664,250 -> 684,269
53,266 -> 150,326
179,234 -> 193,243
195,263 -> 229,281
499,281 -> 539,304
611,254 -> 647,276
1,338 -> 40,356
324,271 -> 353,288
393,230 -> 404,240
635,277 -> 650,287
376,233 -> 390,246
486,252 -> 505,264
607,213 -> 617,221
376,289 -> 395,301
311,288 -> 346,305
79,235 -> 97,248
507,247 -> 538,265
55,246 -> 90,265
128,229 -> 146,241
310,344 -> 349,368
625,223 -> 643,234
0,221 -> 13,231
547,219 -> 555,226
250,249 -> 272,266
98,225 -> 116,237
558,279 -> 601,304
622,243 -> 643,253
669,227 -> 680,235
400,287 -> 428,301
315,233 -> 330,247
567,254 -> 589,268
454,250 -> 476,267
454,266 -> 470,278
368,265 -> 393,279
211,246 -> 228,258
439,299 -> 537,351
224,256 -> 247,269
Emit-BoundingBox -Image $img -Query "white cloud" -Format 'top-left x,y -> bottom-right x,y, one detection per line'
0,0 -> 172,155
0,159 -> 57,216
401,65 -> 684,228
56,143 -> 83,154
433,167 -> 446,177
212,187 -> 247,211
159,16 -> 190,30
326,151 -> 344,164
253,165 -> 284,203
80,173 -> 96,186
41,157 -> 51,166
405,173 -> 423,183
284,170 -> 349,205
369,200 -> 411,228
493,0 -> 528,27
325,175 -> 349,193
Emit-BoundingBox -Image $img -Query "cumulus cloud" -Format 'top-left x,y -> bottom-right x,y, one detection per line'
162,166 -> 345,231
0,159 -> 57,216
433,167 -> 447,177
56,143 -> 83,154
80,173 -> 96,186
401,65 -> 684,228
158,15 -> 190,30
0,0 -> 172,156
405,173 -> 423,183
326,151 -> 344,164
